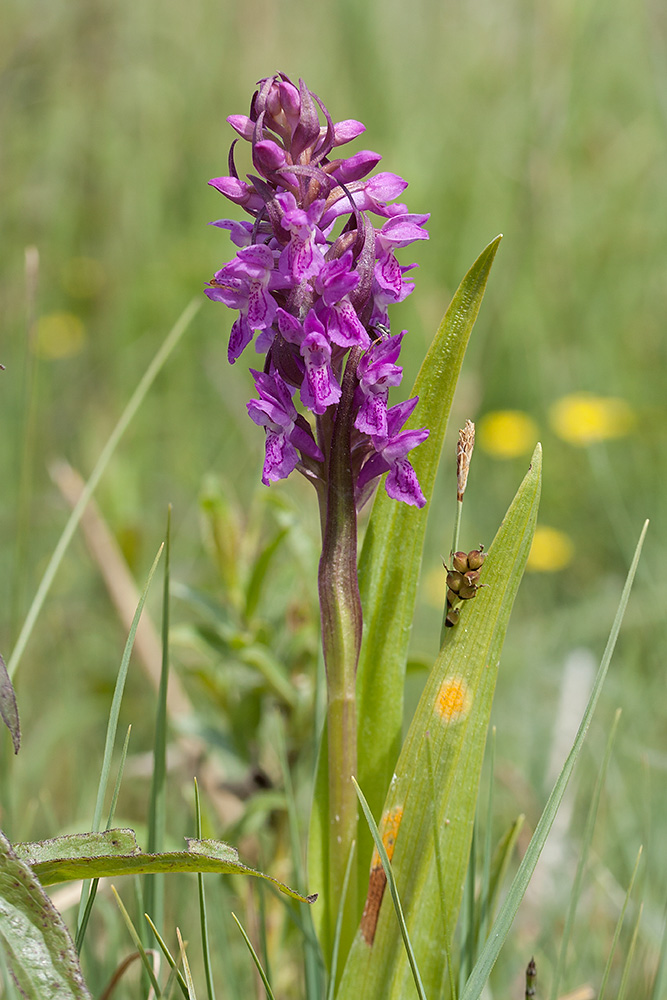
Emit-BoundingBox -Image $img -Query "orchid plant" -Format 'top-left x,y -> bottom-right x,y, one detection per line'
0,72 -> 645,1000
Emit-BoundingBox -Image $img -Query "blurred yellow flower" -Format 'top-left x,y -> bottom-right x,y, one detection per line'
549,393 -> 635,445
35,312 -> 86,359
478,410 -> 539,459
527,526 -> 574,572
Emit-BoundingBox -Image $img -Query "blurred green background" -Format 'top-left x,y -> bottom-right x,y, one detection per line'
1,0 -> 666,995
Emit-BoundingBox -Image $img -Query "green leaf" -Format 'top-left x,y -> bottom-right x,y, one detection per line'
337,445 -> 541,1000
0,830 -> 92,999
0,652 -> 20,753
460,520 -> 648,1000
355,236 -> 502,894
309,237 -> 503,958
15,828 -> 316,903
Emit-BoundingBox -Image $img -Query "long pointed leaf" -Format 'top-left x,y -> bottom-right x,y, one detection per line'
338,445 -> 541,1000
460,520 -> 648,1000
308,236 -> 503,957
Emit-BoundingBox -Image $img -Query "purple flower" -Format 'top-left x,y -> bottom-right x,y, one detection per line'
354,332 -> 404,437
357,398 -> 429,508
206,245 -> 289,363
276,192 -> 326,281
247,369 -> 323,484
313,251 -> 370,349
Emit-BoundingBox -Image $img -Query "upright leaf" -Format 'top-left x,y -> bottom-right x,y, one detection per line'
309,237 -> 503,957
355,237 -> 502,890
337,446 -> 541,1000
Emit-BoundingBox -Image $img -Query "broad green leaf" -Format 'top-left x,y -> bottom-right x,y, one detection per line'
308,237 -> 503,959
0,830 -> 92,999
337,445 -> 541,1000
356,235 -> 503,853
460,519 -> 648,1000
15,828 -> 316,903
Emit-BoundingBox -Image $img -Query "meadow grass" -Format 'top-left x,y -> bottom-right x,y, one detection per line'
1,0 -> 665,995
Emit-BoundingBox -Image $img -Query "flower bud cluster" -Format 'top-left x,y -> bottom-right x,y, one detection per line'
206,73 -> 430,508
443,548 -> 486,628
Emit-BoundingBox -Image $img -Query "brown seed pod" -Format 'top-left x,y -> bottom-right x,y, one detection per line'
452,551 -> 469,573
444,606 -> 460,628
458,583 -> 477,600
446,570 -> 464,592
464,570 -> 481,587
467,547 -> 486,570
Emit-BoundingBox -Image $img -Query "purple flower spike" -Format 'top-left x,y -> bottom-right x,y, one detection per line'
206,73 -> 429,504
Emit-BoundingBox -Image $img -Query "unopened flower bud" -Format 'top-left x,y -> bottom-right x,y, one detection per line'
446,570 -> 464,592
467,548 -> 486,570
464,570 -> 480,587
458,582 -> 477,600
452,551 -> 469,573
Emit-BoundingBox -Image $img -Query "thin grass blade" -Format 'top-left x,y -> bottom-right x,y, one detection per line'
551,709 -> 622,999
146,507 -> 172,936
231,912 -> 277,1000
145,915 -> 189,1000
111,886 -> 161,998
598,845 -> 643,1000
353,778 -> 428,1000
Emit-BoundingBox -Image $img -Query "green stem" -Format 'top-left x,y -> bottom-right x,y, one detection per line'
318,348 -> 363,958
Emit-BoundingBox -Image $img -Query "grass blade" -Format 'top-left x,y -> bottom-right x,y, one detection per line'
177,928 -> 198,1000
551,709 -> 622,999
194,779 -> 216,1000
144,915 -> 189,1000
460,520 -> 649,1000
111,886 -> 161,998
598,845 -> 643,1000
231,912 -> 276,1000
77,546 -> 163,939
352,778 -> 428,1000
7,297 -> 200,683
76,724 -> 132,951
146,507 -> 172,936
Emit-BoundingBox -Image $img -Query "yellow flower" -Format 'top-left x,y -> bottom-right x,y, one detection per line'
527,526 -> 574,572
478,410 -> 539,459
549,393 -> 635,446
34,312 -> 86,359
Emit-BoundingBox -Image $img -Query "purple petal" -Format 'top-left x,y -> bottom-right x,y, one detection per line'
210,219 -> 254,247
322,300 -> 370,349
332,150 -> 382,183
385,458 -> 426,507
332,119 -> 366,145
227,115 -> 254,140
262,429 -> 300,484
228,315 -> 254,363
386,397 -> 419,436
